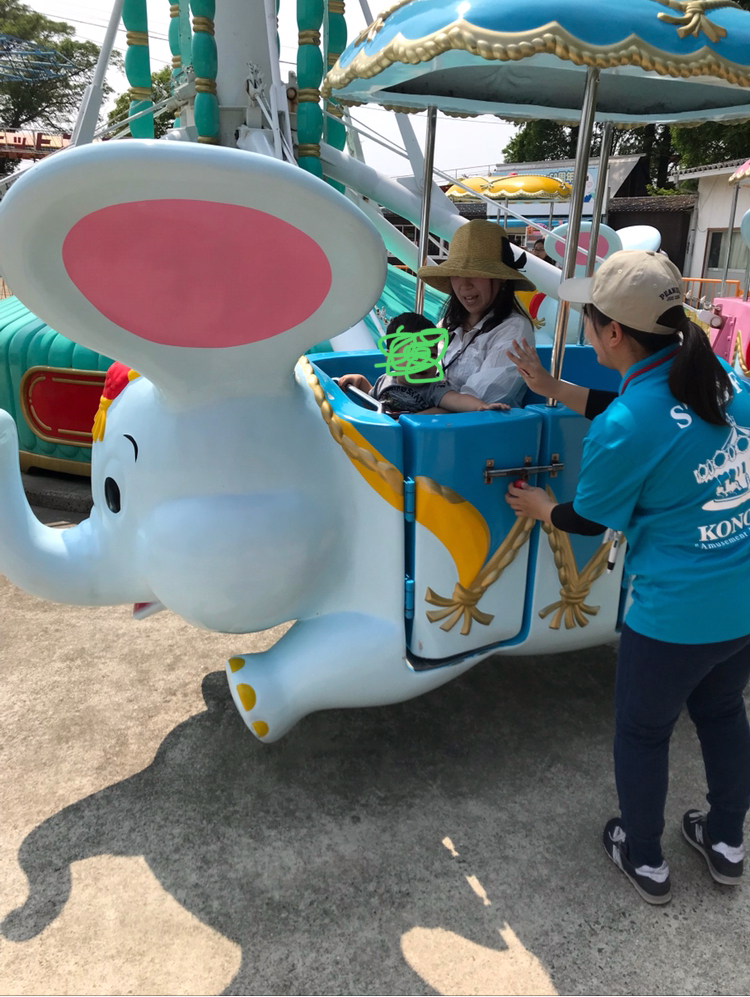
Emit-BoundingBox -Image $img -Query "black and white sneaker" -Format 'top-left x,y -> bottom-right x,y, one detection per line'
603,818 -> 672,905
682,811 -> 744,886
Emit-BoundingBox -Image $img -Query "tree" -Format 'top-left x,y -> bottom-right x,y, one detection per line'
501,120 -> 574,164
0,1 -> 121,174
672,120 -> 750,170
107,66 -> 175,140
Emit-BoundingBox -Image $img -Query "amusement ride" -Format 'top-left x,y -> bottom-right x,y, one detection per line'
0,0 -> 749,741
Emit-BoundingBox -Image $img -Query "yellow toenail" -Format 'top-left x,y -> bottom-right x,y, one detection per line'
252,720 -> 269,737
236,684 -> 257,711
228,656 -> 245,673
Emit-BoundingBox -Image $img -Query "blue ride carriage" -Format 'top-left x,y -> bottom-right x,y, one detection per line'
312,0 -> 750,667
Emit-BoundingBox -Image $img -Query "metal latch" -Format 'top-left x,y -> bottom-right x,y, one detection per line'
484,454 -> 563,484
403,478 -> 416,522
405,577 -> 415,619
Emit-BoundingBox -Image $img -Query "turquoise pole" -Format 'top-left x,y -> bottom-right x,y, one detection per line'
123,0 -> 154,138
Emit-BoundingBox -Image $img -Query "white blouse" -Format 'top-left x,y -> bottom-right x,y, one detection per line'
434,311 -> 534,407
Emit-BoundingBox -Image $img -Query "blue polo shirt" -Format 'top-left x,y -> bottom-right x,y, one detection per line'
573,348 -> 750,644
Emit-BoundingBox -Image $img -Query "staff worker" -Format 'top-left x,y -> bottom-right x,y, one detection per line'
506,251 -> 750,905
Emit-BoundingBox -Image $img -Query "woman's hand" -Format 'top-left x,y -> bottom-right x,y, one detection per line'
337,373 -> 373,393
481,401 -> 511,412
506,339 -> 557,398
505,481 -> 556,523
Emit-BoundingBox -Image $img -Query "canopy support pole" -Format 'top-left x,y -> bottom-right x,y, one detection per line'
720,182 -> 741,298
586,123 -> 613,280
415,106 -> 438,314
71,0 -> 126,146
549,66 -> 600,405
578,121 -> 614,342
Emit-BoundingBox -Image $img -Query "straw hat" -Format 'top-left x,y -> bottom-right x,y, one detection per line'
417,220 -> 536,296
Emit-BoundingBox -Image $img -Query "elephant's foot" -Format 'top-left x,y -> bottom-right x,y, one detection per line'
225,613 -> 408,743
225,654 -> 288,742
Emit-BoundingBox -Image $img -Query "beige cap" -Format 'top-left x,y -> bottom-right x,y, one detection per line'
558,250 -> 684,334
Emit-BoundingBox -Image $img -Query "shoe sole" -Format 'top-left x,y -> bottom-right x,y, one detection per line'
603,841 -> 672,905
682,824 -> 742,886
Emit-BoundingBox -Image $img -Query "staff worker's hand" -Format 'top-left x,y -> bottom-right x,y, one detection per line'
506,339 -> 556,397
506,480 -> 556,524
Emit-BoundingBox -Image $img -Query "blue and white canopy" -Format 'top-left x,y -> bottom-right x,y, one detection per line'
323,0 -> 750,125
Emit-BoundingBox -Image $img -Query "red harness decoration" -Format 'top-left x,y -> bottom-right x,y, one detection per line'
91,362 -> 141,442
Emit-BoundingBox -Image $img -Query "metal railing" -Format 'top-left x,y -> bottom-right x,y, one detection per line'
683,278 -> 742,308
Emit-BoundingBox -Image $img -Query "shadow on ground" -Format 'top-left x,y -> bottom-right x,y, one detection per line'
3,645 -> 748,996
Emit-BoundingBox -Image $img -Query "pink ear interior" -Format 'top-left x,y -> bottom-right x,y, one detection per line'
63,200 -> 332,348
553,232 -> 611,268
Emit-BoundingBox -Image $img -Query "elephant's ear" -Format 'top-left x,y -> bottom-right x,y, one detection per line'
0,141 -> 386,401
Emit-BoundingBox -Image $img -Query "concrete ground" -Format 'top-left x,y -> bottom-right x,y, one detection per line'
2,503 -> 750,996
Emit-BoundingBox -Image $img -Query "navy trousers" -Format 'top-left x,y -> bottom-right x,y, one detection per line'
615,624 -> 750,868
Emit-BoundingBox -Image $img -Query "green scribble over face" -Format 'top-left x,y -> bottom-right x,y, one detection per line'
374,326 -> 448,383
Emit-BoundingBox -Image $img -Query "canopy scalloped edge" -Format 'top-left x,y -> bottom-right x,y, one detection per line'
729,159 -> 750,181
323,18 -> 750,104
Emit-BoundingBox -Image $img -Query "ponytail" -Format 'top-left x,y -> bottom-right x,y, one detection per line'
586,303 -> 733,426
662,307 -> 732,427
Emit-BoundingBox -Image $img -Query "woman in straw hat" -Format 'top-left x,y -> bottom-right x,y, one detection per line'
505,250 -> 750,907
416,219 -> 537,409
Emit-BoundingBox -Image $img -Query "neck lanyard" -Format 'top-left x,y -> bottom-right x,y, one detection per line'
620,347 -> 680,395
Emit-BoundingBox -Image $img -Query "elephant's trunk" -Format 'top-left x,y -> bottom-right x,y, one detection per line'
0,412 -> 150,605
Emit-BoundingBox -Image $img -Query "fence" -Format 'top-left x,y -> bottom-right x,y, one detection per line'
682,278 -> 742,308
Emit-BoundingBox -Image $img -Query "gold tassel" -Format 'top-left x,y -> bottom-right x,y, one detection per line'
91,397 -> 112,442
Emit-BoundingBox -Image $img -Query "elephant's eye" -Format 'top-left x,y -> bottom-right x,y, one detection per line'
104,477 -> 122,514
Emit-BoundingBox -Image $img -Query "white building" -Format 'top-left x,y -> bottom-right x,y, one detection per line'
679,158 -> 750,295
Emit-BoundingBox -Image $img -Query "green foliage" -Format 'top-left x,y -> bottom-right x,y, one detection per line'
502,120 -> 574,163
0,0 -> 122,174
646,182 -> 695,196
670,121 -> 750,170
107,66 -> 175,139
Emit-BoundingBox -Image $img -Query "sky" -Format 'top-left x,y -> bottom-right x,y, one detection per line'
26,0 -> 518,177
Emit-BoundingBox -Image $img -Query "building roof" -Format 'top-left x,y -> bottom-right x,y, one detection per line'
608,194 -> 697,213
677,158 -> 746,180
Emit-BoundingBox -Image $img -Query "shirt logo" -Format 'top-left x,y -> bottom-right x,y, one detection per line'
693,416 -> 750,512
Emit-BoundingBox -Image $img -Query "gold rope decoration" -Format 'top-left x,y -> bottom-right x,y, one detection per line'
299,29 -> 321,45
734,331 -> 749,376
126,31 -> 149,46
192,15 -> 215,34
195,77 -> 218,94
652,0 -> 741,42
539,486 -> 613,630
425,507 -> 535,636
297,142 -> 322,157
297,87 -> 322,102
298,357 -> 404,498
129,85 -> 153,100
